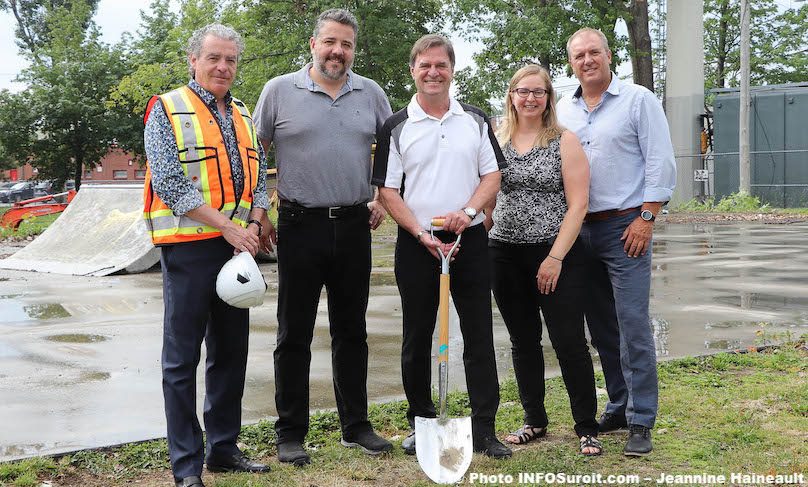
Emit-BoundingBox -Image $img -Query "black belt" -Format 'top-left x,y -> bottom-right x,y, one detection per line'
279,200 -> 368,219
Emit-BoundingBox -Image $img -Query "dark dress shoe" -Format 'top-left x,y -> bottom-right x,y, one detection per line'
175,475 -> 204,487
473,435 -> 513,459
598,412 -> 628,434
206,451 -> 270,473
624,424 -> 653,456
277,440 -> 311,466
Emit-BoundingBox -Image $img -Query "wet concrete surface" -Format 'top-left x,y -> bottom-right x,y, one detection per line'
0,221 -> 806,461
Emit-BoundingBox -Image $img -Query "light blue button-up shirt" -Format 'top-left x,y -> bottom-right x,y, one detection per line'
557,74 -> 676,213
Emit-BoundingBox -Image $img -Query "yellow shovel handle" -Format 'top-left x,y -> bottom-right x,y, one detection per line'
438,274 -> 449,364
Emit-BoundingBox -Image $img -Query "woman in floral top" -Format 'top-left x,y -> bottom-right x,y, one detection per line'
484,64 -> 600,455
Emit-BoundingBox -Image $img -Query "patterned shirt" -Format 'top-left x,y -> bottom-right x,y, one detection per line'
144,79 -> 269,215
489,137 -> 566,244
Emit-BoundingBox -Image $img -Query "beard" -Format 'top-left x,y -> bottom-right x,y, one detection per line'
314,52 -> 352,81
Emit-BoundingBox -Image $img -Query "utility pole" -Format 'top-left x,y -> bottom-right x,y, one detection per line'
739,0 -> 751,194
667,0 -> 705,205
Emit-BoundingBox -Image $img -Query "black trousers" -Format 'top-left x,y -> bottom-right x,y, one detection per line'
161,237 -> 249,481
395,223 -> 500,438
274,205 -> 373,443
489,239 -> 598,437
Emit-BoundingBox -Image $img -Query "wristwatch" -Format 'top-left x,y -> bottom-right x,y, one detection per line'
640,210 -> 655,222
247,219 -> 263,236
463,207 -> 477,219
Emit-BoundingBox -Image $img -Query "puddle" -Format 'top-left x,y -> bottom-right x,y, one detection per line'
0,299 -> 71,323
704,339 -> 743,350
705,320 -> 752,329
1,221 -> 807,462
79,371 -> 111,382
0,341 -> 21,358
45,334 -> 108,343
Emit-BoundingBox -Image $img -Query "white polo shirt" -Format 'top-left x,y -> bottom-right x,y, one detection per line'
372,95 -> 504,229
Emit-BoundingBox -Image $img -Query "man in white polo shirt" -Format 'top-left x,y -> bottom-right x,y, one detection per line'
373,34 -> 511,459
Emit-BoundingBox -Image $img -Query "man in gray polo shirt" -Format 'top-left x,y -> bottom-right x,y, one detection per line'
252,8 -> 392,466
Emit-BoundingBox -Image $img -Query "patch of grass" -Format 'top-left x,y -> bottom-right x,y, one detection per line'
371,218 -> 398,268
777,207 -> 808,215
712,192 -> 769,212
2,345 -> 806,486
68,439 -> 170,479
0,457 -> 57,486
673,197 -> 716,212
0,212 -> 60,239
669,192 -> 808,214
672,192 -> 771,213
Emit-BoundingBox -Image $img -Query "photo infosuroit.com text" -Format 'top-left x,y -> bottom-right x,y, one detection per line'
468,471 -> 806,485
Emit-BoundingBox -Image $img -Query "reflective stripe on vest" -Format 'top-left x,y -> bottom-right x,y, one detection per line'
142,86 -> 259,245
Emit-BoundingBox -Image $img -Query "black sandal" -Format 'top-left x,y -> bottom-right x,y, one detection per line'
579,435 -> 603,456
504,425 -> 547,445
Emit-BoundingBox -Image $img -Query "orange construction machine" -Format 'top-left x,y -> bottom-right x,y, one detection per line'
0,191 -> 77,229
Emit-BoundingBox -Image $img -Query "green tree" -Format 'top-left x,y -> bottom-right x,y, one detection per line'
0,1 -> 127,189
108,0 -> 186,158
446,0 -> 633,112
236,0 -> 442,110
111,0 -> 442,149
703,0 -> 806,92
0,0 -> 100,62
0,90 -> 36,171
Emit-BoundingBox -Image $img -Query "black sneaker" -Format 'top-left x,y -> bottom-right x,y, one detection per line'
473,435 -> 512,459
277,440 -> 311,466
341,429 -> 393,455
598,412 -> 628,434
401,430 -> 416,455
624,425 -> 653,457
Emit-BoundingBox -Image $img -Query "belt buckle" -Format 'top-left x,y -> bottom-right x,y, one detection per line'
328,206 -> 340,219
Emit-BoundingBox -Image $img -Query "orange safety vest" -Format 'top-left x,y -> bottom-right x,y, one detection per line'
142,85 -> 260,245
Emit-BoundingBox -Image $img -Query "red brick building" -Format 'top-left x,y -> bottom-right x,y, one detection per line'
1,148 -> 145,183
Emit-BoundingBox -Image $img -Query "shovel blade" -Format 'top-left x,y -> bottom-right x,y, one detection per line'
415,416 -> 473,484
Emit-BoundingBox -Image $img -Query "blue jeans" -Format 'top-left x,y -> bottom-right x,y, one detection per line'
579,211 -> 658,428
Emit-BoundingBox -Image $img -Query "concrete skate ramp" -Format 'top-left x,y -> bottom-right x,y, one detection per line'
0,183 -> 160,276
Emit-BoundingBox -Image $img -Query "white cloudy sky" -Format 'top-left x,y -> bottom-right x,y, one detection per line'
1,1 -> 170,92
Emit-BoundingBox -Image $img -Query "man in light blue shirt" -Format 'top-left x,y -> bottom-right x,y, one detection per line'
557,27 -> 676,457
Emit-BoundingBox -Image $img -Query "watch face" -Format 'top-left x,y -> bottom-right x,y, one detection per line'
641,210 -> 654,221
464,207 -> 477,218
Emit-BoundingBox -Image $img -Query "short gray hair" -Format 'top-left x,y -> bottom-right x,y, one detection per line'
566,28 -> 610,59
313,9 -> 358,39
187,23 -> 245,77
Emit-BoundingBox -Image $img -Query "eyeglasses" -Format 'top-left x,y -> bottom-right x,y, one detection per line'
511,88 -> 548,99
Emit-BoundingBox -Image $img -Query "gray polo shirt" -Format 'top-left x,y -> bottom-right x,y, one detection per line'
253,64 -> 392,207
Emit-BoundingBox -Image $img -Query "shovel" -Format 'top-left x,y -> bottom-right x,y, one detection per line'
415,218 -> 473,484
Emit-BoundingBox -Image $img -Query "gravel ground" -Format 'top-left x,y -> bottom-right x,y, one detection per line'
662,211 -> 808,225
0,236 -> 30,259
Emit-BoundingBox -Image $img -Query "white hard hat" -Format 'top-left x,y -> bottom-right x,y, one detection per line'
216,252 -> 267,308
